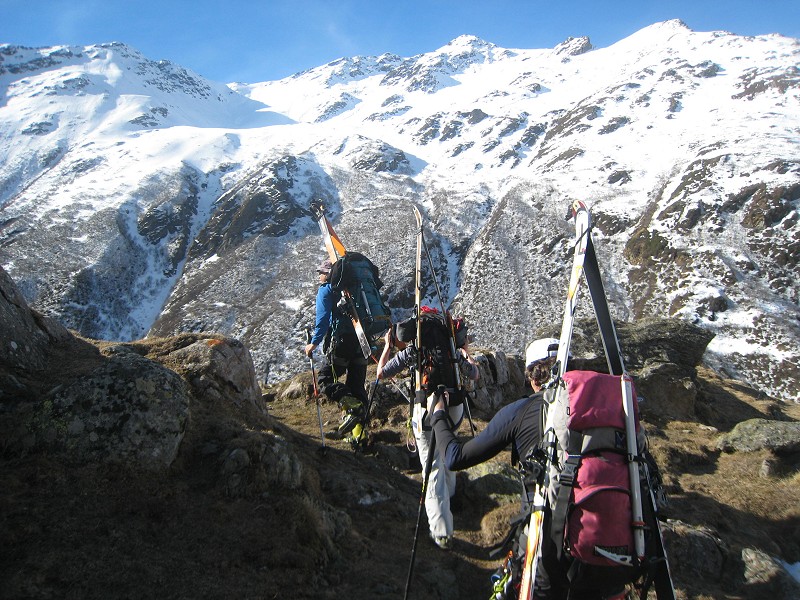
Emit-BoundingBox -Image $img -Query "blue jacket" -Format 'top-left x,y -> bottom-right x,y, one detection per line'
310,283 -> 341,347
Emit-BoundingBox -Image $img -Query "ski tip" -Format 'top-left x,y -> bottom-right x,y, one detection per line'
412,205 -> 424,229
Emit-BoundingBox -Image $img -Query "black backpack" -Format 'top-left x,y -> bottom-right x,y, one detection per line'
419,313 -> 457,393
397,309 -> 468,405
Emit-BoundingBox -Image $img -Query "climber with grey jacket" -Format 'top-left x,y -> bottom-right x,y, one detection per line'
430,337 -> 657,600
377,309 -> 479,551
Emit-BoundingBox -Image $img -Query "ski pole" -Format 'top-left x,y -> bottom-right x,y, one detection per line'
403,385 -> 443,600
306,328 -> 326,451
462,390 -> 477,437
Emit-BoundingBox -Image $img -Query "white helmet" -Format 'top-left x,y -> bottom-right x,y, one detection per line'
525,338 -> 559,369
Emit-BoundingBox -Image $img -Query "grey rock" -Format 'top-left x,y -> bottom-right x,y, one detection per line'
661,519 -> 728,582
36,350 -> 190,470
742,547 -> 800,599
565,317 -> 714,376
716,419 -> 800,454
165,336 -> 262,412
759,456 -> 780,478
463,460 -> 521,506
635,361 -> 699,419
0,266 -> 72,372
537,317 -> 713,419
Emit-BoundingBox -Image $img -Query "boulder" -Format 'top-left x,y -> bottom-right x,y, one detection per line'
30,344 -> 190,470
0,265 -> 98,404
635,361 -> 699,419
0,266 -> 72,372
661,520 -> 728,582
469,350 -> 527,414
1,266 -> 264,472
539,317 -> 714,419
742,547 -> 800,600
156,335 -> 263,412
716,419 -> 800,454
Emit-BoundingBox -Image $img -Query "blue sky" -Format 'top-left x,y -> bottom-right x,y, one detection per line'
3,0 -> 799,84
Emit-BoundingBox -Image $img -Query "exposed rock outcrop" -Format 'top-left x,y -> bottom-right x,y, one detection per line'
536,317 -> 714,420
0,266 -> 77,378
716,419 -> 800,454
33,345 -> 190,470
1,263 -> 798,599
0,265 -> 262,473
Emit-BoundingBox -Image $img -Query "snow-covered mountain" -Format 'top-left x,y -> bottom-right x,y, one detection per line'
1,20 -> 798,401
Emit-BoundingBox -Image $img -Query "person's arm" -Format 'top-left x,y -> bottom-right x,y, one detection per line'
431,396 -> 531,471
305,285 -> 334,356
457,345 -> 479,381
378,346 -> 412,380
376,329 -> 394,379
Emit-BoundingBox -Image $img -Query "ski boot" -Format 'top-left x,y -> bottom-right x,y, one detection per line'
345,422 -> 369,452
430,533 -> 452,550
337,395 -> 364,436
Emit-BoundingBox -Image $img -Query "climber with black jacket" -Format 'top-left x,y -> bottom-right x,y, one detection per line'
429,338 -> 627,600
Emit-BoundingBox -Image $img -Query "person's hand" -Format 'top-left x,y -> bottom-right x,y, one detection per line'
459,348 -> 479,380
304,343 -> 316,357
384,328 -> 393,347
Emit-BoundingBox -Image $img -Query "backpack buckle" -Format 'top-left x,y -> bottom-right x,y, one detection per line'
559,456 -> 580,487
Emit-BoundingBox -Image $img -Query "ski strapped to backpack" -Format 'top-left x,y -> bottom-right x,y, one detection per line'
404,205 -> 475,600
410,205 -> 473,413
311,202 -> 391,358
517,200 -> 675,600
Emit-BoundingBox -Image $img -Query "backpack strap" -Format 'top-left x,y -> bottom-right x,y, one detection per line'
550,433 -> 584,561
413,387 -> 463,405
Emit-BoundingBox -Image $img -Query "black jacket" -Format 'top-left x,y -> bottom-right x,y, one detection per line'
431,392 -> 544,471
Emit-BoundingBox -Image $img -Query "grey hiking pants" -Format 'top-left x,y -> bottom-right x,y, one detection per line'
412,398 -> 464,539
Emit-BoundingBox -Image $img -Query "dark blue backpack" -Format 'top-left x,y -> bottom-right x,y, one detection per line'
329,252 -> 391,339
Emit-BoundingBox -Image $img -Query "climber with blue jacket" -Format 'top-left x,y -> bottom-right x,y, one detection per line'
304,258 -> 368,449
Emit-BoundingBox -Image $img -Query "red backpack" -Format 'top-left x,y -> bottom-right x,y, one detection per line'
544,370 -> 646,587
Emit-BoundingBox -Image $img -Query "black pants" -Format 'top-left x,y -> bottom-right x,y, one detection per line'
318,354 -> 367,405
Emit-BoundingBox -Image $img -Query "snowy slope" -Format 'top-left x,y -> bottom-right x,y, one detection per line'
0,21 -> 798,401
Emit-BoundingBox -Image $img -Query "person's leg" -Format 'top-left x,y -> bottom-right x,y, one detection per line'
319,356 -> 346,401
342,359 -> 369,448
345,359 -> 368,403
444,404 -> 464,502
334,358 -> 368,438
318,356 -> 361,437
413,401 -> 451,547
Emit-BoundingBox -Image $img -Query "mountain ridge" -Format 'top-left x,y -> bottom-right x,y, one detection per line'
0,21 -> 798,401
